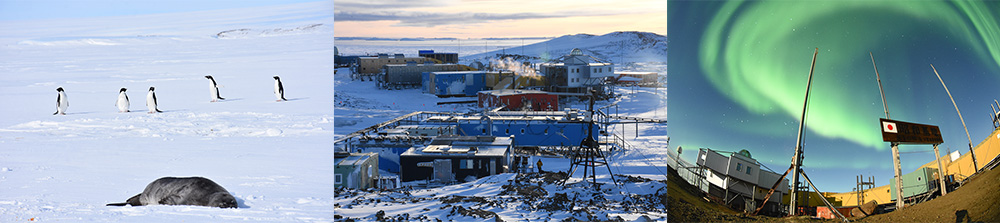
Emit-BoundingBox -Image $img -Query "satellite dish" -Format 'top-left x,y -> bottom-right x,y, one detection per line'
737,149 -> 752,159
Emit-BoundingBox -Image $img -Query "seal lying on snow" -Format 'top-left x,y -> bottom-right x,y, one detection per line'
107,176 -> 238,208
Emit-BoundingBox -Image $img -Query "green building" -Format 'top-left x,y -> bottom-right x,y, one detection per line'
335,152 -> 379,189
890,167 -> 939,200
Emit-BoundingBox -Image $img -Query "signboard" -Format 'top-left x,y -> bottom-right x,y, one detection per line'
879,118 -> 943,144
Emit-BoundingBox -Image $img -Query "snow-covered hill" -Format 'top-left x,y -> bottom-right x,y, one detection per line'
463,31 -> 667,64
0,2 -> 335,222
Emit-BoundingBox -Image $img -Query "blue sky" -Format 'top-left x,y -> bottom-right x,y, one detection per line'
0,0 -> 324,21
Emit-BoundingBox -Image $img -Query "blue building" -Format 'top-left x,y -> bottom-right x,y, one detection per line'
422,71 -> 487,97
422,111 -> 601,147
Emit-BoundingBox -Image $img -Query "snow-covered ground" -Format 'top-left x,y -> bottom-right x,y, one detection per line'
0,2 -> 335,222
334,32 -> 670,221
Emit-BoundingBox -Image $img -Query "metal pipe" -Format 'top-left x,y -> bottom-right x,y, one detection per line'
870,52 -> 890,119
933,144 -> 947,197
800,171 -> 848,222
930,64 -> 978,173
892,142 -> 904,210
789,47 -> 819,216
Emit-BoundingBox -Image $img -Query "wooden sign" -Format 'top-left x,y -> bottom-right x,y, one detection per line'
880,118 -> 943,144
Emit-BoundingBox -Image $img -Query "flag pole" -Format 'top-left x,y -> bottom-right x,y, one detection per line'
789,47 -> 818,216
930,64 -> 978,173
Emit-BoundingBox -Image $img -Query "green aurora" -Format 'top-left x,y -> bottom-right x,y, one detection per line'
698,1 -> 1000,150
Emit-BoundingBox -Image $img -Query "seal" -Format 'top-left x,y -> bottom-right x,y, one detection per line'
107,176 -> 238,208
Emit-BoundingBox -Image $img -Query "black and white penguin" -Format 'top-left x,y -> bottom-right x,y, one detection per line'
146,86 -> 162,113
116,88 -> 130,112
54,87 -> 68,115
273,76 -> 286,101
204,75 -> 224,102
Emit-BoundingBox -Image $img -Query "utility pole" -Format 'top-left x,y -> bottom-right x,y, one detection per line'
871,52 -> 904,210
930,64 -> 978,173
891,142 -> 903,210
789,48 -> 818,216
870,52 -> 890,119
933,144 -> 947,196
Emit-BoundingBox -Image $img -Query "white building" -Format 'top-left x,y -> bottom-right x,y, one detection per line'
696,148 -> 789,216
334,152 -> 379,189
539,48 -> 614,88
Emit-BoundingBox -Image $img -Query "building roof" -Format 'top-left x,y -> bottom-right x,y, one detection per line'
539,48 -> 613,66
424,113 -> 569,122
385,63 -> 458,67
430,71 -> 486,75
615,71 -> 658,75
335,153 -> 376,166
401,136 -> 512,157
479,89 -> 551,97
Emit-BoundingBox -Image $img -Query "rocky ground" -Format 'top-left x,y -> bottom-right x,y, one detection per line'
667,163 -> 1000,222
335,172 -> 670,222
858,165 -> 1000,222
666,166 -> 842,223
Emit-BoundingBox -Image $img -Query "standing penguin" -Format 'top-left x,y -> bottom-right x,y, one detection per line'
146,86 -> 162,113
204,75 -> 224,102
116,88 -> 130,112
53,87 -> 69,115
273,76 -> 287,101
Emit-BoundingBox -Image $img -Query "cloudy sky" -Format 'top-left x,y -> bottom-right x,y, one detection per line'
333,0 -> 667,38
0,0 -> 321,21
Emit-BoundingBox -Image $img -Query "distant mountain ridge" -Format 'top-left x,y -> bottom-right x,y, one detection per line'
463,31 -> 667,63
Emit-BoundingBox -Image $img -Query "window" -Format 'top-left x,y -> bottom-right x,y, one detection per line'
335,174 -> 342,184
368,165 -> 374,178
746,167 -> 752,174
460,159 -> 474,169
520,128 -> 525,134
736,163 -> 742,171
482,128 -> 486,134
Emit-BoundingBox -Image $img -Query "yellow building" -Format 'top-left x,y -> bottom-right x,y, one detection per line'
825,128 -> 1000,207
357,54 -> 432,74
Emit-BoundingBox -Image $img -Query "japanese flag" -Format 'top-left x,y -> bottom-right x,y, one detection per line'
882,121 -> 898,133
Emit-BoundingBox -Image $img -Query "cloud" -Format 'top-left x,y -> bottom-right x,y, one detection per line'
334,10 -> 623,27
335,0 -> 451,10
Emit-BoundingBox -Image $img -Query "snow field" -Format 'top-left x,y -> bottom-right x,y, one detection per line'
1,1 -> 336,222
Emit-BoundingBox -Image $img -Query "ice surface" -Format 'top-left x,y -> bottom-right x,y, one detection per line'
0,1 -> 335,222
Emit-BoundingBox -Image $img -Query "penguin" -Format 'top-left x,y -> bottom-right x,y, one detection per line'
54,87 -> 69,115
204,75 -> 224,102
116,87 -> 130,112
273,76 -> 287,102
146,86 -> 162,113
